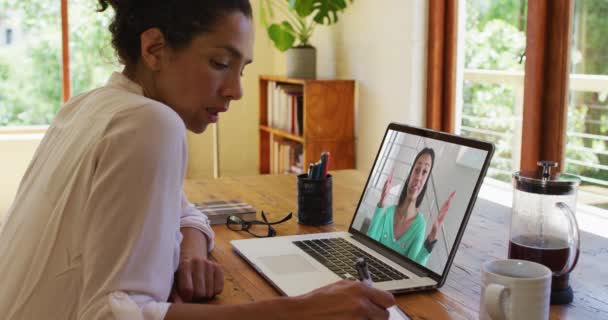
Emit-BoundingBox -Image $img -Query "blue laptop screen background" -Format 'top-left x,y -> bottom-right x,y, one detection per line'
351,129 -> 488,274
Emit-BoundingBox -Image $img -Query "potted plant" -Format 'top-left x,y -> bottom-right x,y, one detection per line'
260,0 -> 353,79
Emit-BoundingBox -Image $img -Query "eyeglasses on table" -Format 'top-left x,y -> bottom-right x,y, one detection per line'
226,210 -> 292,238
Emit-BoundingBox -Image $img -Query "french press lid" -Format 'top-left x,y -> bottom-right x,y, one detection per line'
512,161 -> 580,195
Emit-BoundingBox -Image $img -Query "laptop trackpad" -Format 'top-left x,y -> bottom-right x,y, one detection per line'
258,254 -> 318,274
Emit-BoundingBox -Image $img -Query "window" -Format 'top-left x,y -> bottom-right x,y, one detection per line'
68,1 -> 118,100
566,0 -> 608,209
457,0 -> 527,181
431,0 -> 608,210
0,0 -> 116,128
0,2 -> 61,126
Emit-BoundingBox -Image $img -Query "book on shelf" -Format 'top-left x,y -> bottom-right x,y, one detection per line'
266,81 -> 304,135
270,139 -> 303,174
290,165 -> 303,174
295,95 -> 303,135
194,200 -> 257,225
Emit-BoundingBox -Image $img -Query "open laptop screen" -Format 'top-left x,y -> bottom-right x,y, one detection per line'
350,124 -> 492,276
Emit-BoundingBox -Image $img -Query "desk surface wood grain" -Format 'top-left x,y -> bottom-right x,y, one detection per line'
184,170 -> 608,319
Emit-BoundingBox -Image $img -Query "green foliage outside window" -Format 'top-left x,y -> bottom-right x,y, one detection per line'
0,0 -> 116,126
566,0 -> 608,183
464,0 -> 608,186
463,0 -> 526,181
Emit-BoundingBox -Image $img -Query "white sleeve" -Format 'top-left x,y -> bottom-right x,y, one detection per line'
179,191 -> 215,251
77,105 -> 186,320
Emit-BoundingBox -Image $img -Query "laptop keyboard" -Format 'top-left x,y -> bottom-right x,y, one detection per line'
292,238 -> 409,282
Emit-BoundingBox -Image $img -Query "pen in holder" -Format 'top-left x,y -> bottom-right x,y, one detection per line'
296,173 -> 333,225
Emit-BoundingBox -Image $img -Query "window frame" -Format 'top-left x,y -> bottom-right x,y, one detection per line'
520,0 -> 573,173
61,0 -> 71,102
426,0 -> 574,174
426,0 -> 457,133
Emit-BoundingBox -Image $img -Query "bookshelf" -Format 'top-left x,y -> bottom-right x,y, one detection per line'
259,75 -> 355,174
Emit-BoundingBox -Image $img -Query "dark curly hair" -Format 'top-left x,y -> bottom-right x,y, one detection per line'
97,0 -> 252,65
398,147 -> 435,208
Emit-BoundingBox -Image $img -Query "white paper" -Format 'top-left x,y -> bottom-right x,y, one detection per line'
388,305 -> 411,320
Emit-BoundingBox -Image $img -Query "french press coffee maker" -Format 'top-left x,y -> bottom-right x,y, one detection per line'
509,161 -> 580,305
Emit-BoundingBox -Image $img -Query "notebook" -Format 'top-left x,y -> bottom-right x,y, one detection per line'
195,200 -> 256,225
231,123 -> 494,297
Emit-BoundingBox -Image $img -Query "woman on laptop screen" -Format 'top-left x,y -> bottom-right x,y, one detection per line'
367,148 -> 456,266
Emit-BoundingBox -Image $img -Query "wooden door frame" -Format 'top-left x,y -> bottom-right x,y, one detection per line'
426,0 -> 458,133
520,0 -> 574,173
61,0 -> 70,102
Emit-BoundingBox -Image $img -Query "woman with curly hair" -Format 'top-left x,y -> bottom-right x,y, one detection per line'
367,148 -> 455,266
0,1 -> 394,319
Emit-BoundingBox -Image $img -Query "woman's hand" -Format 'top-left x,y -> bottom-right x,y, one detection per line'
294,280 -> 395,320
166,279 -> 395,320
378,169 -> 395,208
170,227 -> 224,303
428,191 -> 456,242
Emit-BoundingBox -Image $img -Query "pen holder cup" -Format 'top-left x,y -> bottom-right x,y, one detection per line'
297,174 -> 333,226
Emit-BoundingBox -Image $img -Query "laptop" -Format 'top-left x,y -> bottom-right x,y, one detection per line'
231,123 -> 494,296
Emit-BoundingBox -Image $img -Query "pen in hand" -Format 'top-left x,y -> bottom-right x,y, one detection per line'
355,257 -> 373,287
355,257 -> 412,320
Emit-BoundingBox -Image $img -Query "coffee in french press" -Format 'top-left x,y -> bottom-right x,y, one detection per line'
509,161 -> 580,305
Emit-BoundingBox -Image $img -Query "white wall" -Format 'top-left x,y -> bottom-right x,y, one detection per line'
311,0 -> 428,171
0,134 -> 41,218
426,144 -> 487,272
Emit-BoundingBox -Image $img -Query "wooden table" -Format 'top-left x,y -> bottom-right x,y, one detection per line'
184,170 -> 608,319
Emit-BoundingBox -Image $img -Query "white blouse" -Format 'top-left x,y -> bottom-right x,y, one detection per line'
0,72 -> 214,319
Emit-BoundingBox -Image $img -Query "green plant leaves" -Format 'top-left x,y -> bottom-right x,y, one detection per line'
310,0 -> 349,24
263,0 -> 352,51
289,0 -> 350,24
290,0 -> 314,18
268,22 -> 297,52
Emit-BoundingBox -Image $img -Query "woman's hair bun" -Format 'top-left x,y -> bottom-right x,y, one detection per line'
97,0 -> 123,12
97,0 -> 252,65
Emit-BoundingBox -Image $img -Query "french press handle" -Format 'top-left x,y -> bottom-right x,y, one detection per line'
555,202 -> 580,276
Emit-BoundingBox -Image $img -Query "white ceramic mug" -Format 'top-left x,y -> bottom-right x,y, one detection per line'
479,259 -> 552,320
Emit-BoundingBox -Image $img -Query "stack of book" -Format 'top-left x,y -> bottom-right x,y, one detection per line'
194,200 -> 257,225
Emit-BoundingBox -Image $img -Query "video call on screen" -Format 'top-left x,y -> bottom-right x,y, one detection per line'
351,129 -> 488,274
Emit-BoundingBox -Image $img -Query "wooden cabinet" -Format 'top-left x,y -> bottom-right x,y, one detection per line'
259,75 -> 355,174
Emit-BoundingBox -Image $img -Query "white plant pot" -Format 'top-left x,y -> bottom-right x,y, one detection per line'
286,46 -> 316,79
